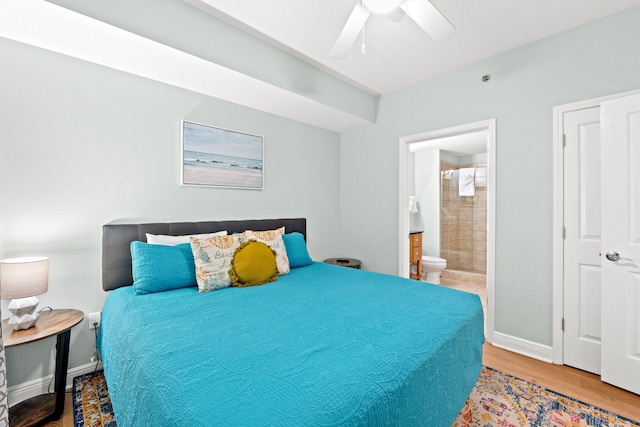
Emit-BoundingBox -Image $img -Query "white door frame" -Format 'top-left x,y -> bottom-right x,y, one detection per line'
551,88 -> 640,364
398,118 -> 496,343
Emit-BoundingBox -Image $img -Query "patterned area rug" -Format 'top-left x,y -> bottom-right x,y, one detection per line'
72,367 -> 639,427
72,371 -> 117,427
453,366 -> 640,427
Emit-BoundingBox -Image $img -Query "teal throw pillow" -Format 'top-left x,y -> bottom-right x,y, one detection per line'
282,232 -> 313,268
131,241 -> 196,294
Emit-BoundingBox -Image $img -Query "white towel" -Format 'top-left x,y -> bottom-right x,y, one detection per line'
459,167 -> 476,196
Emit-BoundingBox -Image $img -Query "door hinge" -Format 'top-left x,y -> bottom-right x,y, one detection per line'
562,226 -> 566,239
562,318 -> 565,331
562,134 -> 566,147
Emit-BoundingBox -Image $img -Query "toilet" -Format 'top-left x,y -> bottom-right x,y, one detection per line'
421,256 -> 447,284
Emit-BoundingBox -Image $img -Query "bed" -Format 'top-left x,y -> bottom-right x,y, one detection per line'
98,218 -> 484,427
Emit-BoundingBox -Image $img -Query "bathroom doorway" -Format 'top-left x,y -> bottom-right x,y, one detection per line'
398,119 -> 496,341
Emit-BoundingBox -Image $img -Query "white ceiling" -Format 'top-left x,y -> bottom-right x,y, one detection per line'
184,0 -> 640,95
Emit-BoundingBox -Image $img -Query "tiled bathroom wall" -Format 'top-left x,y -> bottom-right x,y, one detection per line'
440,160 -> 487,274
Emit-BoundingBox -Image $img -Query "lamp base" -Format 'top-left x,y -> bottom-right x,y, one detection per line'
8,296 -> 41,330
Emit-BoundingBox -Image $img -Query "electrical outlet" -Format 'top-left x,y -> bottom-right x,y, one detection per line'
89,311 -> 101,330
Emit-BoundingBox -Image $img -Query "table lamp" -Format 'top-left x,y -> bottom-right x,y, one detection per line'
0,257 -> 49,330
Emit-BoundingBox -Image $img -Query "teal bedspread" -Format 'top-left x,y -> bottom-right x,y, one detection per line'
98,262 -> 484,426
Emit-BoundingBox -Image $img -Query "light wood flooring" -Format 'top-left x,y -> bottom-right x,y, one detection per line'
40,342 -> 640,426
484,343 -> 640,423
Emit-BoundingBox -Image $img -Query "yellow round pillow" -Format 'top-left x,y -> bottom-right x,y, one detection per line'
229,240 -> 278,287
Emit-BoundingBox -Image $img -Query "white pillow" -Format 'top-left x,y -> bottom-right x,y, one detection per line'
146,230 -> 227,246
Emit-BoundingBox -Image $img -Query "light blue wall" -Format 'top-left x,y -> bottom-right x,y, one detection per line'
0,38 -> 341,387
413,149 -> 439,257
340,5 -> 640,346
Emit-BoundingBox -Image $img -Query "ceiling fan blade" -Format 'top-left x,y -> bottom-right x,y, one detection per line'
400,0 -> 454,41
330,2 -> 371,59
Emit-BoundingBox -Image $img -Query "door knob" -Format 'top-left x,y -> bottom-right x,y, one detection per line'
605,251 -> 620,261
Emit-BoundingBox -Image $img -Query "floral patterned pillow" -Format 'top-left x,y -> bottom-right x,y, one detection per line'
189,234 -> 241,292
241,227 -> 290,275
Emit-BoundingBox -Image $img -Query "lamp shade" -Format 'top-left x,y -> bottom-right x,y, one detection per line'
0,257 -> 49,300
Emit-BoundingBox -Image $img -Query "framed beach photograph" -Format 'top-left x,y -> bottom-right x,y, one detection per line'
181,120 -> 264,189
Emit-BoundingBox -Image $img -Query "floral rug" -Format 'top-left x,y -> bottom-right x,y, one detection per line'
73,367 -> 639,427
72,371 -> 117,427
453,366 -> 640,427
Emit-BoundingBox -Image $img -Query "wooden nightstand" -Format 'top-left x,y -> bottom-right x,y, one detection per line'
3,309 -> 84,427
324,258 -> 362,269
409,231 -> 423,280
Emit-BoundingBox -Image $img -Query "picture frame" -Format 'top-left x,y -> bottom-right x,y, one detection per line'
181,120 -> 264,189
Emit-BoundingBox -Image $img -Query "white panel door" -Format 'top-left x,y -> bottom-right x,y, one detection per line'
563,107 -> 602,374
601,93 -> 640,394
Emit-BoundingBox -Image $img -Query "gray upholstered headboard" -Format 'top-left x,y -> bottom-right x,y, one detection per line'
102,218 -> 306,291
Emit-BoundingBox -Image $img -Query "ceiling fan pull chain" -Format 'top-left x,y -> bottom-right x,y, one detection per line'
361,21 -> 366,54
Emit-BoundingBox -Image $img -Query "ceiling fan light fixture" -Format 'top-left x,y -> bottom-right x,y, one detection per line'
330,0 -> 453,59
363,0 -> 402,15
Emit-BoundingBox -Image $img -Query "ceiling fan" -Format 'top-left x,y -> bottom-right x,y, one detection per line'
330,0 -> 455,59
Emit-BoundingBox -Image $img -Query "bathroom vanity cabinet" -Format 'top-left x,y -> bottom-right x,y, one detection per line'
409,231 -> 423,280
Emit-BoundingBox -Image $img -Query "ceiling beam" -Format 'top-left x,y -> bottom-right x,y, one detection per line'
0,0 -> 374,133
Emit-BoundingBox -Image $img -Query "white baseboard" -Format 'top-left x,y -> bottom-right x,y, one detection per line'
7,361 -> 102,407
491,331 -> 554,363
